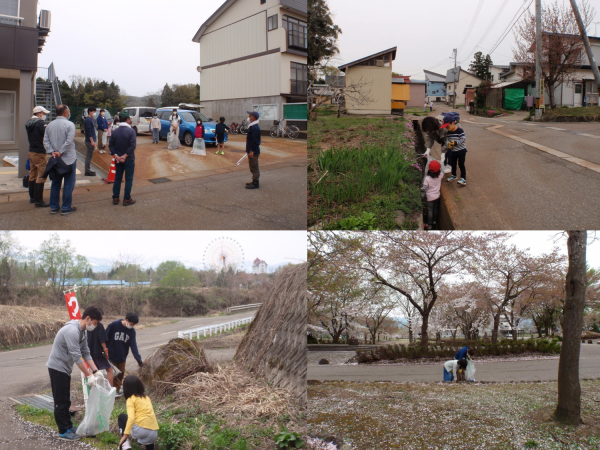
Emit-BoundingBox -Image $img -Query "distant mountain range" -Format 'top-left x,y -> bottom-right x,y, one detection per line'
86,256 -> 289,274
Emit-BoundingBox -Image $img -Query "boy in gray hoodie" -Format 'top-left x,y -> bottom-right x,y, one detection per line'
46,306 -> 103,441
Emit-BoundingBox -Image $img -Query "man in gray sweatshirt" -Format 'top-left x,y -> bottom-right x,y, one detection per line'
46,306 -> 103,441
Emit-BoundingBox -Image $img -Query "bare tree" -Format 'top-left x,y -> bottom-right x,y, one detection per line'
554,231 -> 587,425
362,287 -> 399,344
512,0 -> 595,108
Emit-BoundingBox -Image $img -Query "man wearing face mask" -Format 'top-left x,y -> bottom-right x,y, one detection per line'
106,312 -> 143,396
84,106 -> 98,176
46,306 -> 103,441
25,106 -> 51,207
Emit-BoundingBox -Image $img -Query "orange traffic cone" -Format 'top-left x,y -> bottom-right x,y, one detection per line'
103,157 -> 116,184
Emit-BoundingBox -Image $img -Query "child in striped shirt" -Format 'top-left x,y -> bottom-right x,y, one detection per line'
440,116 -> 467,186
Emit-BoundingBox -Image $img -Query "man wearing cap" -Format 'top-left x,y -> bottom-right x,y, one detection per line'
43,105 -> 78,215
84,107 -> 97,176
245,111 -> 261,189
108,111 -> 137,206
25,106 -> 51,208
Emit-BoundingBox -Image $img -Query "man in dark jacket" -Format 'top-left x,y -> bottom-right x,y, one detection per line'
245,110 -> 261,190
106,313 -> 143,395
96,109 -> 109,153
84,107 -> 97,176
108,110 -> 137,206
26,106 -> 51,208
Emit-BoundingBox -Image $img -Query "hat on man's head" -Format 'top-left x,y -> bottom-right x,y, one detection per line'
33,106 -> 50,115
247,111 -> 260,120
119,110 -> 130,119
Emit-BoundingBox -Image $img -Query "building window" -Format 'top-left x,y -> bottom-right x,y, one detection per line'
291,62 -> 308,95
260,0 -> 266,4
268,14 -> 278,31
283,15 -> 307,50
0,91 -> 16,144
0,0 -> 20,25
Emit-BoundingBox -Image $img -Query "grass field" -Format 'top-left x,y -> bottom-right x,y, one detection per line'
540,105 -> 600,119
308,380 -> 600,450
307,107 -> 423,230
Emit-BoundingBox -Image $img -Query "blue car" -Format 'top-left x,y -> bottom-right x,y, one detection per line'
155,109 -> 227,147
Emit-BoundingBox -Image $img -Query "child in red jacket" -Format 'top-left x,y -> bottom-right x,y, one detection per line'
195,119 -> 204,139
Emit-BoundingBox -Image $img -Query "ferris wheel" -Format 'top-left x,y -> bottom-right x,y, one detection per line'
203,237 -> 245,272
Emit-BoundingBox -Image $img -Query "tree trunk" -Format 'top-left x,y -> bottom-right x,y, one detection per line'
554,230 -> 587,425
491,314 -> 500,344
513,330 -> 518,342
421,315 -> 429,350
408,327 -> 413,344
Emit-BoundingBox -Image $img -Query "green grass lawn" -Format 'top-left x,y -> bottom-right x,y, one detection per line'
308,380 -> 600,450
308,107 -> 423,230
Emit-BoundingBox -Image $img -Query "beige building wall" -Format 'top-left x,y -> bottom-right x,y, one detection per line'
447,71 -> 482,106
345,65 -> 392,115
200,13 -> 267,67
201,52 -> 281,101
20,0 -> 39,28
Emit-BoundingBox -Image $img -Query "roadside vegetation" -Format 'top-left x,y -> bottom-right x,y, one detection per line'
531,105 -> 600,120
308,380 -> 600,450
307,107 -> 423,230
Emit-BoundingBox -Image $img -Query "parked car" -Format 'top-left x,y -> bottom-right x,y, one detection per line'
121,107 -> 157,135
79,108 -> 113,134
155,108 -> 226,147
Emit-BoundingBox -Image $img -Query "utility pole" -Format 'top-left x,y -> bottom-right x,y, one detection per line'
535,0 -> 543,120
453,48 -> 457,109
569,1 -> 600,100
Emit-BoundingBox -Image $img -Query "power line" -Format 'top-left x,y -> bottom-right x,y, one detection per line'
457,0 -> 485,52
488,0 -> 534,56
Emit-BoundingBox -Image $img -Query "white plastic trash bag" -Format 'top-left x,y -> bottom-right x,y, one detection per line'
76,377 -> 116,437
465,359 -> 476,382
167,132 -> 180,150
191,138 -> 206,155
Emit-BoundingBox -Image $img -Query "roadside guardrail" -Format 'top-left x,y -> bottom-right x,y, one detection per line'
178,316 -> 254,340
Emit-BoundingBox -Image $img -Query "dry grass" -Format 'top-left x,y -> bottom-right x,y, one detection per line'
173,363 -> 302,426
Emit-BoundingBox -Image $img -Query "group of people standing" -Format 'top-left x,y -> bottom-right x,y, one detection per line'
46,306 -> 158,449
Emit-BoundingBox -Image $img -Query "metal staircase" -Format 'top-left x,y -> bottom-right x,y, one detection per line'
35,63 -> 62,121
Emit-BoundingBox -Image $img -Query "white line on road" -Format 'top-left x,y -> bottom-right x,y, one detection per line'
577,133 -> 600,139
545,127 -> 567,131
160,331 -> 177,335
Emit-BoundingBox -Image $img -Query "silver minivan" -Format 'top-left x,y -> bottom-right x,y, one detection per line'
121,107 -> 156,135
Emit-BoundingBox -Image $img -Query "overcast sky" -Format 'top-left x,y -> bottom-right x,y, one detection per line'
9,231 -> 307,269
37,0 -> 217,97
326,0 -> 600,79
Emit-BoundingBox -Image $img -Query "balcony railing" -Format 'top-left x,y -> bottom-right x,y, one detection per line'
291,79 -> 308,95
0,13 -> 23,26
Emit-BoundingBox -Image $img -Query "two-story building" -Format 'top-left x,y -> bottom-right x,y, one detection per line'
445,66 -> 483,107
423,70 -> 447,102
252,258 -> 268,274
192,0 -> 307,131
0,0 -> 52,178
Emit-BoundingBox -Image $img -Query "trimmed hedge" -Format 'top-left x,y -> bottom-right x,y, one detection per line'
356,338 -> 561,363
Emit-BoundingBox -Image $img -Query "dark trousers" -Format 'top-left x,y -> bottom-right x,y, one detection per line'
113,159 -> 135,200
248,153 -> 260,182
451,153 -> 466,180
48,368 -> 72,434
111,360 -> 127,392
427,198 -> 440,227
85,140 -> 95,172
118,414 -> 155,450
50,160 -> 77,211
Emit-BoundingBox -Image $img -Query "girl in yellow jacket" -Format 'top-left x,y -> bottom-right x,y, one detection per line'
118,375 -> 159,450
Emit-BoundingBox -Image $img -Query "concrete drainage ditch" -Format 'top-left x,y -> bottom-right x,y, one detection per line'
411,119 -> 454,231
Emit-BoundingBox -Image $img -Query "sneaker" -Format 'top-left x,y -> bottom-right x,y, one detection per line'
58,431 -> 80,441
246,181 -> 259,190
215,150 -> 219,154
115,389 -> 123,398
447,176 -> 457,182
61,207 -> 77,216
50,209 -> 59,215
85,171 -> 96,176
424,224 -> 431,230
458,178 -> 467,186
220,151 -> 224,155
121,439 -> 132,450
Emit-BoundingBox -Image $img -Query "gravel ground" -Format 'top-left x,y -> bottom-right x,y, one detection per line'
9,410 -> 98,449
309,351 -> 357,366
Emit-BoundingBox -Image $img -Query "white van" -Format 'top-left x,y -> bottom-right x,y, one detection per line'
121,107 -> 156,135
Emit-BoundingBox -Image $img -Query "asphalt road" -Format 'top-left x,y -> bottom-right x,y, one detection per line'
308,343 -> 600,383
0,312 -> 250,449
422,106 -> 600,230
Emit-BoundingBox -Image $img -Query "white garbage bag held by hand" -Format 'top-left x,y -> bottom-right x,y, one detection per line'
191,138 -> 206,156
77,377 -> 116,437
87,374 -> 98,387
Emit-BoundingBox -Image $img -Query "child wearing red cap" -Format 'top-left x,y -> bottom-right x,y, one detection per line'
422,160 -> 442,230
